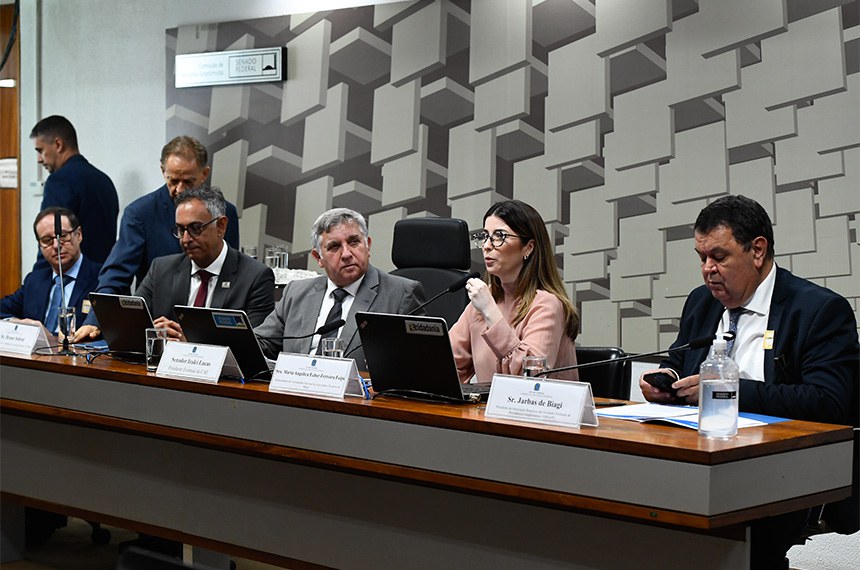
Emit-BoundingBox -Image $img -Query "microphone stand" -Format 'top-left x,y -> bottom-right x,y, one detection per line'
257,319 -> 346,341
407,271 -> 481,316
535,336 -> 719,378
53,218 -> 76,357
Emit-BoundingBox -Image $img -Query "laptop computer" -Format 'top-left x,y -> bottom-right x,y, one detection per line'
174,305 -> 271,380
88,293 -> 154,359
355,311 -> 490,403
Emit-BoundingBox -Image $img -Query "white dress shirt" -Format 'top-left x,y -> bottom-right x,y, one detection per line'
308,275 -> 364,354
187,241 -> 228,307
714,263 -> 777,382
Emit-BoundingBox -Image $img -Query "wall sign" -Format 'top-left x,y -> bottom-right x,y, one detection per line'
175,47 -> 286,88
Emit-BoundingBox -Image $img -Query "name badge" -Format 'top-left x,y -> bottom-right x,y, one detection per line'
269,353 -> 368,399
485,374 -> 598,429
0,320 -> 51,355
156,342 -> 242,383
763,330 -> 774,350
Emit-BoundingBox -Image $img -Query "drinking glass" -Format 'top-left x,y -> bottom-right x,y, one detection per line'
321,337 -> 345,359
58,307 -> 76,340
523,355 -> 547,378
145,327 -> 169,372
264,246 -> 279,269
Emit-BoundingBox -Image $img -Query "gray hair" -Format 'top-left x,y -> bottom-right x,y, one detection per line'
310,208 -> 369,254
174,185 -> 227,219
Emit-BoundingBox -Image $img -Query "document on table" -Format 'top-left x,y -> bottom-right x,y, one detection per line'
595,403 -> 788,430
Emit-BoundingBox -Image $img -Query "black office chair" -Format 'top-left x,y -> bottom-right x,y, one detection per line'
390,217 -> 472,328
574,346 -> 631,400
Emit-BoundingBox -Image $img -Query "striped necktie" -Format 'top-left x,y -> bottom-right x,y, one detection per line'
725,307 -> 743,355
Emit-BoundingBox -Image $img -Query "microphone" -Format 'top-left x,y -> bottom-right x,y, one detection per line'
535,335 -> 719,378
258,319 -> 345,341
407,271 -> 481,316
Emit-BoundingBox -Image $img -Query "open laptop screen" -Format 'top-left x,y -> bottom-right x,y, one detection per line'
174,305 -> 270,380
356,311 -> 486,402
89,293 -> 154,357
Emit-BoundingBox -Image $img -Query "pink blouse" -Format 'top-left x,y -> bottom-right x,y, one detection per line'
449,290 -> 579,383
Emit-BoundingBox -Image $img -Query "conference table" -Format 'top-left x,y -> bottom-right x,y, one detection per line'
0,350 -> 853,569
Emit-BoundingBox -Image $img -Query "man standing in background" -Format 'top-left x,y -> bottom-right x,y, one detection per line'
31,115 -> 119,264
87,135 -> 240,298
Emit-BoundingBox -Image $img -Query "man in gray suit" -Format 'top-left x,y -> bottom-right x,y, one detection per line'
74,186 -> 274,342
255,208 -> 425,370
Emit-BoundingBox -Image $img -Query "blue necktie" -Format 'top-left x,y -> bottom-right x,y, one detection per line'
725,307 -> 743,355
45,275 -> 74,333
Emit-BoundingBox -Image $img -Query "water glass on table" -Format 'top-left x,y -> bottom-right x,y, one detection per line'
522,355 -> 547,378
321,337 -> 345,359
58,307 -> 76,340
145,327 -> 169,372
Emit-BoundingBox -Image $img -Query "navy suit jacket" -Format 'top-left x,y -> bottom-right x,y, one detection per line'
84,185 -> 240,326
662,267 -> 859,426
1,256 -> 102,325
39,154 -> 119,264
134,245 -> 275,327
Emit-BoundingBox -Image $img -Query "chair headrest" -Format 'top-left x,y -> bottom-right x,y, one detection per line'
391,218 -> 472,270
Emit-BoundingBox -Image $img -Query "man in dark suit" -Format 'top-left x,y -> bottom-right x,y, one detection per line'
74,186 -> 273,342
254,208 -> 425,370
639,195 -> 859,569
1,207 -> 101,332
31,115 -> 119,264
82,135 -> 241,302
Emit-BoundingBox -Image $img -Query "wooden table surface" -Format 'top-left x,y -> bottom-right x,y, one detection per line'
1,350 -> 854,569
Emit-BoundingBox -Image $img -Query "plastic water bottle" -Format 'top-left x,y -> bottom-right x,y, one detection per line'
697,339 -> 739,438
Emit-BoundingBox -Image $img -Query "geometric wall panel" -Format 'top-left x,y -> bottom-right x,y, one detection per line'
167,0 -> 860,345
595,0 -> 671,57
774,188 -> 816,255
818,148 -> 860,217
390,0 -> 445,87
469,0 -> 530,85
371,80 -> 420,165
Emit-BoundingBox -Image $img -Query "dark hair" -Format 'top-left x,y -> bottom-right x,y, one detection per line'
160,135 -> 208,168
33,207 -> 80,237
694,195 -> 775,260
174,185 -> 227,219
483,200 -> 579,341
30,115 -> 79,150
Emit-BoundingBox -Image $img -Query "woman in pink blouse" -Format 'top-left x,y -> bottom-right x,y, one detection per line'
449,200 -> 579,383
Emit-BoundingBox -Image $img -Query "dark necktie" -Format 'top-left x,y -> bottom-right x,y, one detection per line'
725,307 -> 743,355
316,288 -> 348,354
45,275 -> 74,333
193,270 -> 212,307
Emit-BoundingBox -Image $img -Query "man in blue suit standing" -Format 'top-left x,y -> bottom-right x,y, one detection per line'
1,207 -> 100,332
31,115 -> 119,264
78,136 -> 241,332
639,195 -> 858,569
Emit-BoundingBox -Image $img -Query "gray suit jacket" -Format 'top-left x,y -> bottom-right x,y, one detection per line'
135,245 -> 275,327
254,265 -> 425,370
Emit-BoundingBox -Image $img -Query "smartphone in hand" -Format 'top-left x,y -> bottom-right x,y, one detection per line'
643,371 -> 679,397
